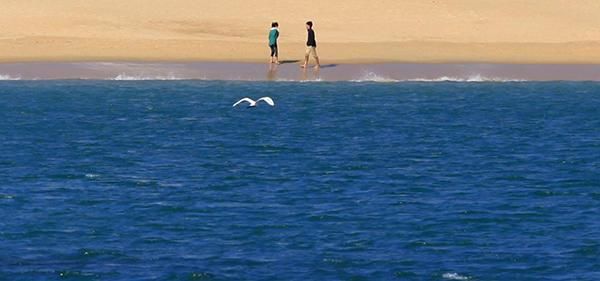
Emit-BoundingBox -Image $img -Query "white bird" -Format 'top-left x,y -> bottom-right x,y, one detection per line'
232,97 -> 275,107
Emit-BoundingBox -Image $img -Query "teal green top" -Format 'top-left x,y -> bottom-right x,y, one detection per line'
269,28 -> 279,46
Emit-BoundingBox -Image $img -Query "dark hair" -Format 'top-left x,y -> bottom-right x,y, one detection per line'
306,21 -> 313,28
271,22 -> 278,28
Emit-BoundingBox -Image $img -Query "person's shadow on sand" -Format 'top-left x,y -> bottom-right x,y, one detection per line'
279,60 -> 300,64
319,64 -> 338,68
280,60 -> 337,68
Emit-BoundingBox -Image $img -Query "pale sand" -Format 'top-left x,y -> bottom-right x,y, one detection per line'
2,1 -> 600,64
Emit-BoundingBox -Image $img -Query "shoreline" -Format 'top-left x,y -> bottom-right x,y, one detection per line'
1,62 -> 600,82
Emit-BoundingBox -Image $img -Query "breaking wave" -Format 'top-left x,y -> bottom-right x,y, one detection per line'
407,74 -> 526,82
442,273 -> 470,280
0,74 -> 21,80
351,72 -> 525,83
110,74 -> 187,81
351,72 -> 399,83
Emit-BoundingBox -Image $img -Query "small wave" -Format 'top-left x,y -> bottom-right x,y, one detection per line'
351,72 -> 399,83
299,78 -> 324,83
0,74 -> 21,80
85,173 -> 100,179
111,74 -> 185,81
351,72 -> 525,83
274,78 -> 303,82
443,273 -> 470,280
407,74 -> 526,82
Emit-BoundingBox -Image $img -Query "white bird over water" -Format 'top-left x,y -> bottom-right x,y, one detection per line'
232,97 -> 275,107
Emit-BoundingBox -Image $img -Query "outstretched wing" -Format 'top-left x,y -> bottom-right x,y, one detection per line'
233,97 -> 255,107
257,97 -> 275,106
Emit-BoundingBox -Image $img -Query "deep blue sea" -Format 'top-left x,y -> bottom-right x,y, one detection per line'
1,81 -> 598,281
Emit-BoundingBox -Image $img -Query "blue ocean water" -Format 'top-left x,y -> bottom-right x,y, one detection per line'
0,81 -> 598,281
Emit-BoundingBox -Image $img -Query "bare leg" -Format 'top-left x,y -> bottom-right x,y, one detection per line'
314,56 -> 321,69
301,55 -> 309,68
274,46 -> 280,64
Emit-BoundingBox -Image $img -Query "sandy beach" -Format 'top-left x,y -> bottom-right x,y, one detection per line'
2,0 -> 600,64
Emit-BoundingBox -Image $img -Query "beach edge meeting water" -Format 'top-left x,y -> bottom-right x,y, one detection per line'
1,62 -> 600,82
2,1 -> 600,280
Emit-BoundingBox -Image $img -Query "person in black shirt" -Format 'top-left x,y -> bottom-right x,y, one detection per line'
301,21 -> 320,69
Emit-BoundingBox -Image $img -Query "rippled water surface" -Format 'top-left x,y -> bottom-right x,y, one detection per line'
1,81 -> 599,280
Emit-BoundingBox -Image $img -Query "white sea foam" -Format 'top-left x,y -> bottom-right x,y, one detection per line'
111,73 -> 186,81
0,74 -> 21,80
407,74 -> 526,82
299,78 -> 324,83
351,72 -> 400,83
442,272 -> 470,280
351,72 -> 525,83
273,78 -> 295,82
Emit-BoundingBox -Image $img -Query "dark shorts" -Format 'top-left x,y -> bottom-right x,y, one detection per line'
269,44 -> 278,57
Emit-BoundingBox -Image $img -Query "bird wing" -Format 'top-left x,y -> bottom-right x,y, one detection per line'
257,97 -> 275,106
233,97 -> 255,107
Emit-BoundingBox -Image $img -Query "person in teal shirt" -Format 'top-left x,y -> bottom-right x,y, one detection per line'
269,22 -> 280,64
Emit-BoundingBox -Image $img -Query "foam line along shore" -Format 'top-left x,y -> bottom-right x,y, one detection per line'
0,62 -> 599,81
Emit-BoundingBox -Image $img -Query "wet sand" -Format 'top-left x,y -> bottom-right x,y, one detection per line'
1,62 -> 599,81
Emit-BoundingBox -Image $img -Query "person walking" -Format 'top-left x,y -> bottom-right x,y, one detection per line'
301,21 -> 320,69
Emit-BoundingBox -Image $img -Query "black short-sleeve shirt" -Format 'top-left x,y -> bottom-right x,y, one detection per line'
307,29 -> 317,47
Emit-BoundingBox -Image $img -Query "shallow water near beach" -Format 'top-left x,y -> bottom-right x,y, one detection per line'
0,81 -> 598,280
